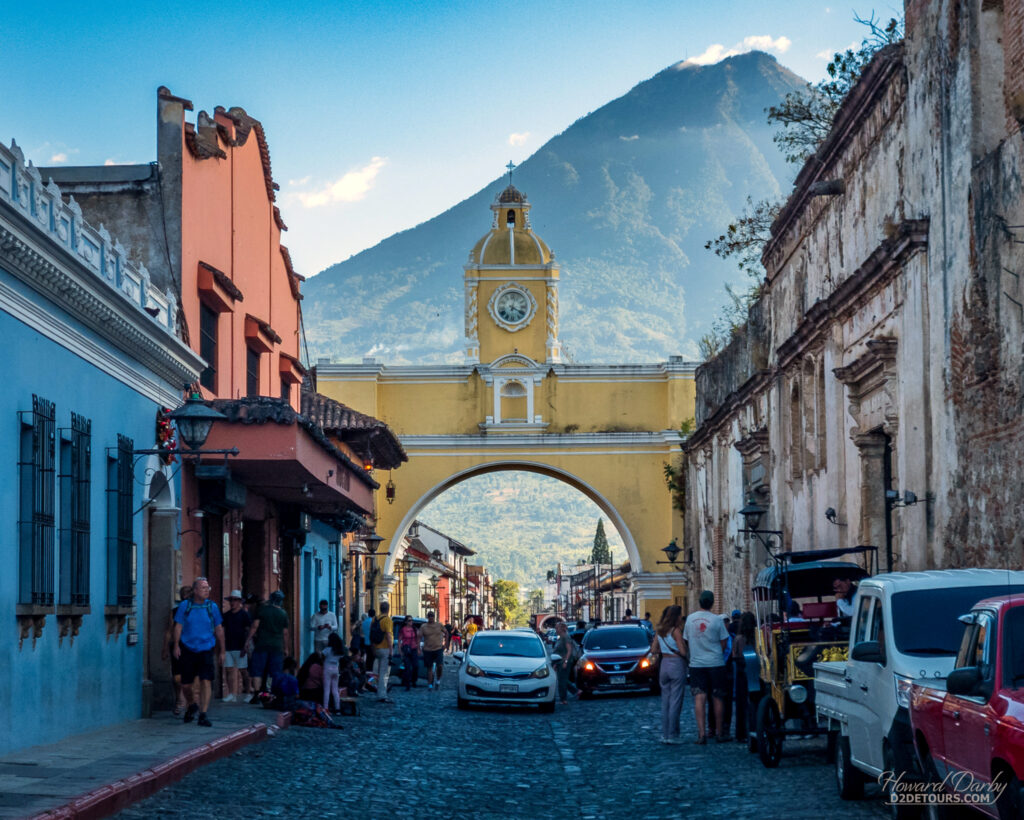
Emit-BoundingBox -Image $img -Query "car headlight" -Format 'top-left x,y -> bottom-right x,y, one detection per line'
466,663 -> 484,677
788,684 -> 808,704
640,653 -> 657,669
894,674 -> 913,709
582,661 -> 595,672
530,665 -> 550,679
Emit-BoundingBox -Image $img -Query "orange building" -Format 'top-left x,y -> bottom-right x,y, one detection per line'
44,88 -> 393,705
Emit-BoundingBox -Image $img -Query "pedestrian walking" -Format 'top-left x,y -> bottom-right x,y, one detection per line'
450,624 -> 462,653
443,621 -> 453,654
651,605 -> 689,744
221,590 -> 251,703
172,577 -> 225,727
245,590 -> 290,702
162,584 -> 191,715
398,615 -> 419,690
420,611 -> 446,689
361,608 -> 376,672
552,622 -> 575,704
309,599 -> 338,654
732,611 -> 756,742
322,633 -> 345,711
371,601 -> 394,703
683,590 -> 731,744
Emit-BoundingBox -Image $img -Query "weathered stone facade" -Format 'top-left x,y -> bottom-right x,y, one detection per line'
684,0 -> 1024,610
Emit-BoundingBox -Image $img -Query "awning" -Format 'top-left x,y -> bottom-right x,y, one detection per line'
201,397 -> 375,516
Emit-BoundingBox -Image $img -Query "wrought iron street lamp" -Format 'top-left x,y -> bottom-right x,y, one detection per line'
738,494 -> 783,558
133,392 -> 239,460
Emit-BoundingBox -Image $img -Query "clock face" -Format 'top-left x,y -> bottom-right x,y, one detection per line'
496,290 -> 530,324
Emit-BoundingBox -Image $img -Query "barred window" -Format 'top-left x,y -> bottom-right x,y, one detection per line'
19,395 -> 56,605
106,434 -> 134,607
59,413 -> 91,606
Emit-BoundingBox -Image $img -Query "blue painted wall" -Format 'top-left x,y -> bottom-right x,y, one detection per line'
299,522 -> 341,659
0,267 -> 178,754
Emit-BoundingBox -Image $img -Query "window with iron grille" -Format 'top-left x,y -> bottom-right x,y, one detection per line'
18,395 -> 56,606
106,434 -> 134,607
246,346 -> 260,397
59,413 -> 91,607
199,302 -> 218,392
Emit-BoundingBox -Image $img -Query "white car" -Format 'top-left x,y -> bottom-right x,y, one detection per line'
455,629 -> 559,712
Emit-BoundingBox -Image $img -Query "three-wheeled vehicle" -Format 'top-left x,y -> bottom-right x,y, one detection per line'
744,546 -> 876,768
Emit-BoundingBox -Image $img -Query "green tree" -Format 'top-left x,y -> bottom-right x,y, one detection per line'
767,14 -> 903,164
494,579 -> 526,626
528,588 -> 546,615
590,519 -> 611,565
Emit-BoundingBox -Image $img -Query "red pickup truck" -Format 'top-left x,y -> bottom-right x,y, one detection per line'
909,595 -> 1024,819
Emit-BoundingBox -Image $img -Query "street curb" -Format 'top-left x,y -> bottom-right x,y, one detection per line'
26,721 -> 275,820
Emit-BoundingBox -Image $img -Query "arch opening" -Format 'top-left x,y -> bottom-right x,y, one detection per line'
384,461 -> 641,578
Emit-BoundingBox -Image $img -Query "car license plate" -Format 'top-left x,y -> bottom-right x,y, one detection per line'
609,675 -> 626,685
500,684 -> 518,693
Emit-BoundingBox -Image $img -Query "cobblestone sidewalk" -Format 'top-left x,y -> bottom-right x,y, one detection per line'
0,705 -> 275,819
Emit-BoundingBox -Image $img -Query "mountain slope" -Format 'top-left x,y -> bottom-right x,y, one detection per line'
303,51 -> 805,364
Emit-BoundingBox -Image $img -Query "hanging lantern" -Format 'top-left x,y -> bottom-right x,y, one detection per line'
385,472 -> 396,504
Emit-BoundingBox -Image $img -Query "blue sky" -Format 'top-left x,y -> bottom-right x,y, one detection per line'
1,1 -> 885,277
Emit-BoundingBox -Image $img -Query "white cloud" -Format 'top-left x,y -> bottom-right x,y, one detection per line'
507,132 -> 530,147
295,157 -> 388,208
682,34 -> 792,67
816,49 -> 834,59
104,159 -> 120,166
288,175 -> 311,187
619,135 -> 639,141
50,152 -> 68,163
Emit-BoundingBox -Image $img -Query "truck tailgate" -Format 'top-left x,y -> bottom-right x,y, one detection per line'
814,660 -> 849,722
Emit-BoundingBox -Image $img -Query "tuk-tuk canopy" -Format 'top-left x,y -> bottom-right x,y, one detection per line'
752,546 -> 875,601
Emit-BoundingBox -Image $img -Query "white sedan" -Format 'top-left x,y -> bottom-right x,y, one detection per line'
454,630 -> 559,712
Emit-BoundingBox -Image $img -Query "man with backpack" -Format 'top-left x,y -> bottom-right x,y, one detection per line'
246,590 -> 291,703
370,601 -> 394,703
172,577 -> 225,727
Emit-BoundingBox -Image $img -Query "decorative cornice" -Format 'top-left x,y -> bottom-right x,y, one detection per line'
0,140 -> 203,391
734,429 -> 769,459
684,369 -> 772,453
0,277 -> 188,406
763,43 -> 907,273
401,431 -> 684,450
833,337 -> 899,385
776,219 -> 927,371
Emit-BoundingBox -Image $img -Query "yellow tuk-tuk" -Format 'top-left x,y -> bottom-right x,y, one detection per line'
744,546 -> 875,768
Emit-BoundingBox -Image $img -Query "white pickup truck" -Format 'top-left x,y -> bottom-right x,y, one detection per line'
814,569 -> 1024,815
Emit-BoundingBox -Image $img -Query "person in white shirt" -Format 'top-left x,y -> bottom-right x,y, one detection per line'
309,600 -> 338,654
682,590 -> 731,744
832,576 -> 857,618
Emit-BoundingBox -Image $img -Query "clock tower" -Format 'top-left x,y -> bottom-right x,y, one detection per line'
464,183 -> 560,365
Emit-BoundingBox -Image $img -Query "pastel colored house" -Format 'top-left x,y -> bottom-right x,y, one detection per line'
0,138 -> 202,753
43,89 -> 384,705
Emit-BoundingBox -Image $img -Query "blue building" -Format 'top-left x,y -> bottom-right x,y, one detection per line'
0,139 -> 203,754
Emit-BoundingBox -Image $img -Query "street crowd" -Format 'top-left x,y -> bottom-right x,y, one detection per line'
163,580 -> 485,729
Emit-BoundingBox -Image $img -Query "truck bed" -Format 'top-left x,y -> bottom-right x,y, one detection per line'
813,660 -> 850,724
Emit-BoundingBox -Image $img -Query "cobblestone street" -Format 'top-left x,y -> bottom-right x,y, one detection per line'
115,662 -> 889,820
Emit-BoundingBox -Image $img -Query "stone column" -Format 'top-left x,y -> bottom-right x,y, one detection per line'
853,431 -> 889,563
